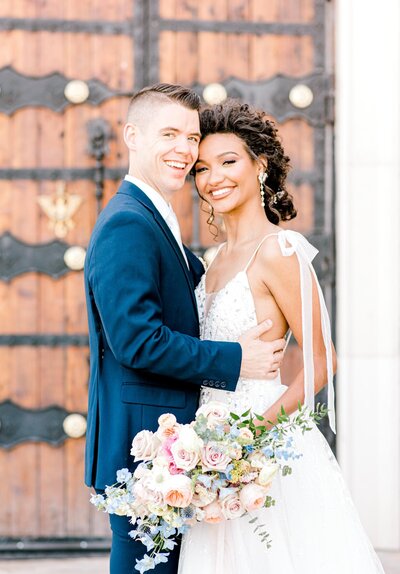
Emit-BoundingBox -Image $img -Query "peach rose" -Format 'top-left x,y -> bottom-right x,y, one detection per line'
201,442 -> 231,472
239,483 -> 269,512
130,430 -> 161,462
158,413 -> 177,428
162,474 -> 193,508
203,500 -> 224,524
156,413 -> 179,441
220,493 -> 245,520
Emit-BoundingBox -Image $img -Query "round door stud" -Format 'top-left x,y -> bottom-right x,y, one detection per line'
63,413 -> 87,438
289,84 -> 314,109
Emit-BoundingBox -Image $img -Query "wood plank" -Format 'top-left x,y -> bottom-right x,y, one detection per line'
65,347 -> 91,536
9,347 -> 40,536
38,348 -> 66,536
278,119 -> 314,173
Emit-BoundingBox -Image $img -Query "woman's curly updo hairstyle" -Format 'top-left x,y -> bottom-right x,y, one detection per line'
197,100 -> 297,224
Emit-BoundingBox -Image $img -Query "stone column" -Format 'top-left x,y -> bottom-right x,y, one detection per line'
336,0 -> 400,549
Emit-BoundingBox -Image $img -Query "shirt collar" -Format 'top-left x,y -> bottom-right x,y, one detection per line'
124,174 -> 172,221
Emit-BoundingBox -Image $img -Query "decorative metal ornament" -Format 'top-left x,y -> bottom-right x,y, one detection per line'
64,79 -> 90,104
289,84 -> 314,109
62,413 -> 87,438
37,182 -> 82,238
202,83 -> 228,105
64,245 -> 86,271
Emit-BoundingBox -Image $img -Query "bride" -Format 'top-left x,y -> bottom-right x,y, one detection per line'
178,101 -> 384,573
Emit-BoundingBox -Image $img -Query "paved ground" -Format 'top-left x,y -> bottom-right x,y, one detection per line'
0,552 -> 397,573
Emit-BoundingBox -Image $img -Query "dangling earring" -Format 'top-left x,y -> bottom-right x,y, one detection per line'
258,171 -> 267,207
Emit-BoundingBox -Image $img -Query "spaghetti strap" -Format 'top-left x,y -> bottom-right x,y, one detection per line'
243,233 -> 279,272
204,242 -> 226,275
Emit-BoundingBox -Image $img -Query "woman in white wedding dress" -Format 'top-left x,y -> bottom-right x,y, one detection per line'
178,101 -> 384,573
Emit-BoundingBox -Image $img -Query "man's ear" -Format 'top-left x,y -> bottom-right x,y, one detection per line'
124,122 -> 138,151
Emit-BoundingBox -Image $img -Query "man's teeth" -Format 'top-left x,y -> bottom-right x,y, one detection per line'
165,161 -> 186,169
211,188 -> 232,197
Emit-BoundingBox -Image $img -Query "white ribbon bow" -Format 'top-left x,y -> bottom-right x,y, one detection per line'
278,230 -> 336,433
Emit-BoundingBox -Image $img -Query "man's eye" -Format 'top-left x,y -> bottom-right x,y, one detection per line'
188,136 -> 200,143
163,132 -> 174,138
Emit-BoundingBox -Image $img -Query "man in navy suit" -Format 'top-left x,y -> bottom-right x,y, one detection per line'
84,84 -> 285,574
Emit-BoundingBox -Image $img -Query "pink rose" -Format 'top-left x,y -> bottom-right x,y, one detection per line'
203,500 -> 224,524
201,442 -> 231,472
196,401 -> 230,428
130,430 -> 161,462
170,442 -> 200,471
162,474 -> 193,508
220,493 -> 245,520
169,425 -> 203,471
239,483 -> 269,512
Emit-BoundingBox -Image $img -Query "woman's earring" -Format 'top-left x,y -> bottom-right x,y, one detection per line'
258,171 -> 267,207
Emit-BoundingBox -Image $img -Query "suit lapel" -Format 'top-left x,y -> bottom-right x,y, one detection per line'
117,180 -> 198,311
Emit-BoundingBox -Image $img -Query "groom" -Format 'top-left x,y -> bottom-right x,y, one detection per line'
84,83 -> 285,573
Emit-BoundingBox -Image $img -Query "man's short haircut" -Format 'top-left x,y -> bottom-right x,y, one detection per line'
127,83 -> 201,124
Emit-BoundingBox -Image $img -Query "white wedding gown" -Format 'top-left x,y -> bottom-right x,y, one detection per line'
178,230 -> 384,574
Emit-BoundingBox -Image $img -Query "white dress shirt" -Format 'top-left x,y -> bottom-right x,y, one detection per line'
124,175 -> 189,267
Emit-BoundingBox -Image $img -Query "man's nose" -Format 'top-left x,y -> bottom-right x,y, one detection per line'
174,136 -> 191,154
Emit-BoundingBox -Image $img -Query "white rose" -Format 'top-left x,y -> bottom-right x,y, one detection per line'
177,425 -> 204,452
248,451 -> 268,469
237,427 -> 254,446
191,483 -> 217,508
220,493 -> 245,520
130,430 -> 161,461
257,461 -> 279,487
196,401 -> 230,428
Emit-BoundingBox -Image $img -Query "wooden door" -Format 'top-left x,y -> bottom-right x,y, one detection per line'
0,0 -> 334,551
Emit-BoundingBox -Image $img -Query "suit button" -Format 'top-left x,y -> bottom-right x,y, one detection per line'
209,381 -> 214,387
202,379 -> 208,385
215,381 -> 220,388
220,381 -> 226,388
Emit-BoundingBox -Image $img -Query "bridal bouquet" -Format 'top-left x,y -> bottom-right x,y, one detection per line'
91,401 -> 326,573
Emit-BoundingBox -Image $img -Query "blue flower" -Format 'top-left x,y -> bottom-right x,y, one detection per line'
116,468 -> 132,483
135,554 -> 156,573
163,538 -> 177,550
154,553 -> 169,565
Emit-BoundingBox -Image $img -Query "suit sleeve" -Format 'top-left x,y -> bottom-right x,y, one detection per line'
88,209 -> 241,390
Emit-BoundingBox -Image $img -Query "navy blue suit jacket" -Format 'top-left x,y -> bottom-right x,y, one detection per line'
84,180 -> 242,489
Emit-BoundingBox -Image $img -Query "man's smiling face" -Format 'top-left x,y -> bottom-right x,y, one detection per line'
127,101 -> 201,198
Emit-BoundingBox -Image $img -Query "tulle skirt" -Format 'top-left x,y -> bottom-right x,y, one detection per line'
178,379 -> 385,574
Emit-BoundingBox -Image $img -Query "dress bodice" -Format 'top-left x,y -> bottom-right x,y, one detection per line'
195,230 -> 336,431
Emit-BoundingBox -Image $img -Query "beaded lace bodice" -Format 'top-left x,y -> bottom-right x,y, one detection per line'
194,230 -> 336,431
